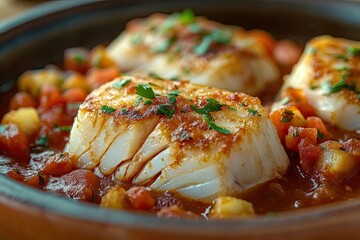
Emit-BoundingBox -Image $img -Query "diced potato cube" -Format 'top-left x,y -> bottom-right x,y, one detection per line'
317,148 -> 357,179
61,73 -> 90,93
209,196 -> 255,219
100,186 -> 129,209
1,107 -> 40,137
18,69 -> 63,97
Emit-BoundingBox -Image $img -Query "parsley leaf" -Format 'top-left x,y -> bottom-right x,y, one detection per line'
143,100 -> 153,105
179,9 -> 195,25
317,130 -> 325,139
135,83 -> 156,99
194,36 -> 212,55
148,72 -> 164,80
36,135 -> 48,147
228,106 -> 237,111
134,97 -> 143,106
0,125 -> 9,135
112,79 -> 131,89
280,109 -> 294,122
156,105 -> 175,119
168,90 -> 180,96
348,46 -> 360,56
333,54 -> 348,61
204,116 -> 230,134
248,108 -> 260,116
100,105 -> 116,114
56,126 -> 72,132
191,98 -> 230,134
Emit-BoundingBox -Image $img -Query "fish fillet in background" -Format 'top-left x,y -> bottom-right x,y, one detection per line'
277,36 -> 360,131
107,11 -> 279,96
69,75 -> 289,202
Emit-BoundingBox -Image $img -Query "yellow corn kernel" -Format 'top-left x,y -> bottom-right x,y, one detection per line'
1,107 -> 40,137
100,186 -> 129,209
209,196 -> 255,219
18,69 -> 62,97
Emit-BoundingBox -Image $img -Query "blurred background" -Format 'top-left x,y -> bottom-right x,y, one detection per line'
0,0 -> 46,20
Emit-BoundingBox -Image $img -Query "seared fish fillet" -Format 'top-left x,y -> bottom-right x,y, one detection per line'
279,36 -> 360,131
69,75 -> 288,202
107,12 -> 279,96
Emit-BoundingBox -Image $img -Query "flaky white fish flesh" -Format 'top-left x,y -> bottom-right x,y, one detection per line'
279,36 -> 360,131
69,75 -> 288,202
107,13 -> 279,96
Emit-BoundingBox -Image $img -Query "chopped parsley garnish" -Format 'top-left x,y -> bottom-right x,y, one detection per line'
280,109 -> 294,123
179,9 -> 195,25
188,23 -> 202,33
193,28 -> 232,55
36,135 -> 48,147
143,100 -> 153,105
191,98 -> 226,120
209,29 -> 232,44
112,79 -> 131,89
168,90 -> 180,96
0,125 -> 9,135
134,97 -> 143,106
317,130 -> 324,139
348,46 -> 360,56
170,76 -> 180,81
322,73 -> 358,95
333,53 -> 348,61
248,108 -> 260,116
156,105 -> 175,119
56,126 -> 72,132
203,116 -> 231,134
135,83 -> 156,99
194,36 -> 212,55
121,108 -> 129,115
131,33 -> 142,45
187,98 -> 193,101
100,105 -> 116,114
191,98 -> 230,134
153,36 -> 176,53
74,53 -> 86,64
228,106 -> 237,111
280,97 -> 290,106
168,95 -> 176,105
148,72 -> 164,80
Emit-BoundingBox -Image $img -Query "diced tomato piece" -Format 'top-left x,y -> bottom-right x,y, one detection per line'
60,169 -> 100,202
87,66 -> 120,90
249,30 -> 276,54
127,186 -> 155,211
9,92 -> 37,110
24,174 -> 48,188
285,126 -> 318,151
38,84 -> 64,111
299,139 -> 322,175
62,87 -> 87,103
64,48 -> 90,74
156,205 -> 198,219
273,40 -> 302,70
36,124 -> 69,151
280,88 -> 316,117
40,105 -> 73,127
269,106 -> 307,143
6,169 -> 24,182
0,124 -> 30,162
42,152 -> 74,176
306,116 -> 328,140
342,139 -> 360,161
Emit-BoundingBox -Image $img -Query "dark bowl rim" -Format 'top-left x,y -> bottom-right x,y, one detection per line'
1,0 -> 360,233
